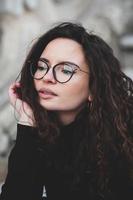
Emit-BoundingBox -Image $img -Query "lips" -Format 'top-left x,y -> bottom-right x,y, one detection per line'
38,88 -> 57,99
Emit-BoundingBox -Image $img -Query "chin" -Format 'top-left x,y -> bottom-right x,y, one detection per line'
40,103 -> 68,111
39,100 -> 80,112
39,102 -> 58,111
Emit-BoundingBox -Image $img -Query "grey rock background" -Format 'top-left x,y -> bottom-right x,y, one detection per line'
0,0 -> 133,184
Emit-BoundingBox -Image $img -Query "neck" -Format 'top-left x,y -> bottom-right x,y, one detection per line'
57,106 -> 86,125
57,111 -> 77,125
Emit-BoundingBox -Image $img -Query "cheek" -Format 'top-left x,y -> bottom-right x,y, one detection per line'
70,76 -> 89,95
63,80 -> 89,104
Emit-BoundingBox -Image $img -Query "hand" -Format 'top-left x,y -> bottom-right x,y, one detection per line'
8,82 -> 35,126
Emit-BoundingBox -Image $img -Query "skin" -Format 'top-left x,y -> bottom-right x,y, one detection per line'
34,38 -> 90,124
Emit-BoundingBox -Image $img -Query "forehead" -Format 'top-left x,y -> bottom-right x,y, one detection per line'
45,38 -> 82,49
41,38 -> 86,64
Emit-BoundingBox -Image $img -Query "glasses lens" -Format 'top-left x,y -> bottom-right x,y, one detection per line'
30,60 -> 48,79
54,63 -> 75,83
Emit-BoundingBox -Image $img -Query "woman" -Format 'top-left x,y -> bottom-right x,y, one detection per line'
0,22 -> 133,200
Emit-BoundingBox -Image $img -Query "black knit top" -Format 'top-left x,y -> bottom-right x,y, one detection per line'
0,116 -> 133,200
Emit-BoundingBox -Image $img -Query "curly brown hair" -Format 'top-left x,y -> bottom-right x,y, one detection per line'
18,22 -> 133,198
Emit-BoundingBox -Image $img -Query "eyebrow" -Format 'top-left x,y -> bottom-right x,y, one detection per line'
39,57 -> 49,63
39,57 -> 80,68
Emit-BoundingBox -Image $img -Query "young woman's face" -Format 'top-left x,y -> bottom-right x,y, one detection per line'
34,38 -> 90,123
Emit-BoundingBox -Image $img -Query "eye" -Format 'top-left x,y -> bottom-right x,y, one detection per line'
62,64 -> 75,75
37,61 -> 48,71
37,66 -> 45,71
62,69 -> 73,75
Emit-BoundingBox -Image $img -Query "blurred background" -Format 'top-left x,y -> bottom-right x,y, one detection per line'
0,0 -> 133,188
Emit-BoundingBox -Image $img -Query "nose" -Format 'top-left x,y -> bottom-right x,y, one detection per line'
42,67 -> 56,84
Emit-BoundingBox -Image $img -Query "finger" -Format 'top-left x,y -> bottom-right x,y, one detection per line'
8,83 -> 21,105
9,82 -> 21,96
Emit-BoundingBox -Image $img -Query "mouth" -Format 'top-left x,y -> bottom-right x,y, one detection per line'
38,88 -> 57,99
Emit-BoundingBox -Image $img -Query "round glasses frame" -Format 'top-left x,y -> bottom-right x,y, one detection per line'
30,58 -> 89,83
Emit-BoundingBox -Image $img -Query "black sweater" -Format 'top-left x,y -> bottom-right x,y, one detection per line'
0,121 -> 133,200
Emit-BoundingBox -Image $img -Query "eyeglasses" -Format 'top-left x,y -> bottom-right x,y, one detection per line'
30,58 -> 89,83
